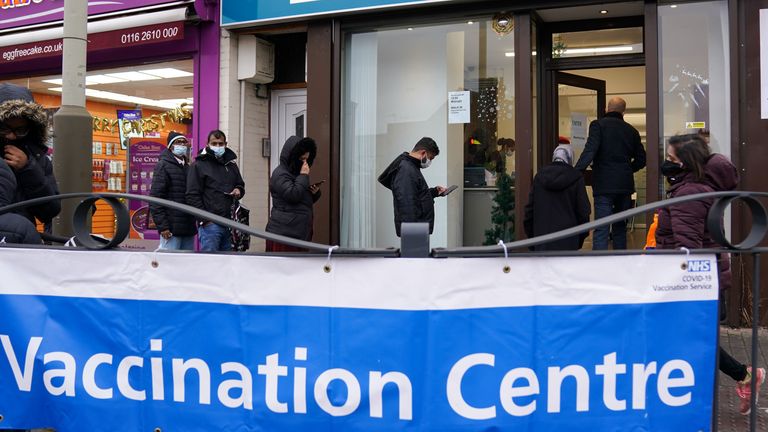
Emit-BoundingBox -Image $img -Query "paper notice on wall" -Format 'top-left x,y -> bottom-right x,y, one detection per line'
571,113 -> 588,153
761,10 -> 768,119
448,91 -> 470,124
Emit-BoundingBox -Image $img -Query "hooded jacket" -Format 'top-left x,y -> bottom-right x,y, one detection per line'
0,159 -> 40,243
265,136 -> 320,241
378,152 -> 437,237
656,153 -> 739,290
149,147 -> 196,236
186,146 -> 245,221
574,111 -> 646,195
523,161 -> 591,251
0,83 -> 60,223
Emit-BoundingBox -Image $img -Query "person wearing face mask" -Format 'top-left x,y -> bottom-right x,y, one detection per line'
149,132 -> 196,250
0,83 -> 60,231
186,129 -> 245,251
378,137 -> 446,237
264,136 -> 320,252
655,133 -> 764,415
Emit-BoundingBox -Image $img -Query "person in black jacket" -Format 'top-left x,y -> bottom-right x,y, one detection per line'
186,130 -> 245,251
574,97 -> 645,250
524,143 -> 591,251
378,137 -> 446,237
0,158 -> 41,244
149,132 -> 196,250
0,83 -> 60,230
265,136 -> 321,252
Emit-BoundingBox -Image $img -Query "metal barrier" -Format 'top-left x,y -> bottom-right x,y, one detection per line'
1,190 -> 767,431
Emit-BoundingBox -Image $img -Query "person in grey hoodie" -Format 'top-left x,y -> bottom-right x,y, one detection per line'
524,143 -> 591,251
0,83 -> 60,229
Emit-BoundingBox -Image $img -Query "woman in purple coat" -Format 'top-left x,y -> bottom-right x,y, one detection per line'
656,133 -> 764,415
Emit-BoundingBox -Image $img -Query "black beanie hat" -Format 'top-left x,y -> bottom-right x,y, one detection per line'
167,131 -> 187,147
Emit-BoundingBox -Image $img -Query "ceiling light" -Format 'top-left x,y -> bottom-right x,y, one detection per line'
407,27 -> 413,31
103,71 -> 162,81
467,21 -> 474,25
563,45 -> 633,55
139,68 -> 193,79
85,75 -> 128,85
42,78 -> 63,85
670,5 -> 678,8
600,10 -> 608,14
505,52 -> 515,57
48,87 -> 191,110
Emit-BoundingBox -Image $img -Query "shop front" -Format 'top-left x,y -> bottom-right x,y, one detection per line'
0,0 -> 220,245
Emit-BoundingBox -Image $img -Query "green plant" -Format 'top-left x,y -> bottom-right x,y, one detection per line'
483,172 -> 515,245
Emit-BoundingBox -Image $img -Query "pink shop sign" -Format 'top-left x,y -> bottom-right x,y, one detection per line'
0,0 -> 178,32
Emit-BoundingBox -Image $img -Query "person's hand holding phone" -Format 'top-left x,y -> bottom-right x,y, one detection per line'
310,179 -> 325,194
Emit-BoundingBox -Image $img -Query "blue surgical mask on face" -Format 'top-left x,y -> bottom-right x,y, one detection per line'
209,146 -> 225,157
172,145 -> 188,157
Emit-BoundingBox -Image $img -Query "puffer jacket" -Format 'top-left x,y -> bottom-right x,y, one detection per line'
0,83 -> 60,223
149,148 -> 197,236
265,136 -> 320,241
523,161 -> 591,251
378,152 -> 437,237
0,159 -> 40,244
186,147 -> 245,222
574,111 -> 646,195
656,153 -> 739,290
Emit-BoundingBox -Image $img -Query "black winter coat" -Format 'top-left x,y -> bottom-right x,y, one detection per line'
378,152 -> 437,237
149,149 -> 197,236
265,136 -> 320,241
186,147 -> 245,222
574,111 -> 646,195
523,161 -> 591,251
0,159 -> 40,244
0,83 -> 60,224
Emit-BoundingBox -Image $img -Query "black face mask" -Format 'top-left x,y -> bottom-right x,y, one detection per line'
661,160 -> 684,178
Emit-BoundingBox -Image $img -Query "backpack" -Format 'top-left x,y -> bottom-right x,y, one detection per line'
230,200 -> 250,252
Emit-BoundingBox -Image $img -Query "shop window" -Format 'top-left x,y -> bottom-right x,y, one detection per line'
552,27 -> 643,58
341,17 -> 516,248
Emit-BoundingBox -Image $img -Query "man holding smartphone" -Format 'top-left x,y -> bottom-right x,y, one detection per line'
378,137 -> 446,237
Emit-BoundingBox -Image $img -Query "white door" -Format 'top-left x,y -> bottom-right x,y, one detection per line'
270,89 -> 307,173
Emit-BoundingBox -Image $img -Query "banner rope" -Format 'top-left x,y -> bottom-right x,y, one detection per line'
498,240 -> 510,273
324,245 -> 339,273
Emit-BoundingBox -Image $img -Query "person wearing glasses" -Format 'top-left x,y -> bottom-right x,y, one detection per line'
0,83 -> 60,231
149,132 -> 196,250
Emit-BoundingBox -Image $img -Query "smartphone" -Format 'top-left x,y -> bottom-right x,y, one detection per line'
440,185 -> 458,196
311,180 -> 326,187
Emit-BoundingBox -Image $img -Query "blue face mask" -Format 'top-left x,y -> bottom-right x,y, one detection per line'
209,146 -> 225,157
172,145 -> 188,157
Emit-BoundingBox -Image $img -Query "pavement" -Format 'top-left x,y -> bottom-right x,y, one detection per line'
717,326 -> 768,431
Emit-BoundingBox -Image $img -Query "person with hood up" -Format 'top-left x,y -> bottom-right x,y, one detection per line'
378,137 -> 446,237
0,83 -> 60,230
265,136 -> 322,252
186,129 -> 245,251
523,142 -> 591,251
149,132 -> 196,250
655,133 -> 764,416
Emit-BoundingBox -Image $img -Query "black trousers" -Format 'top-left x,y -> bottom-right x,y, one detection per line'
720,347 -> 748,382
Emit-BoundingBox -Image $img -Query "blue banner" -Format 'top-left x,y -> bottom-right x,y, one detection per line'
221,0 -> 454,27
0,250 -> 719,431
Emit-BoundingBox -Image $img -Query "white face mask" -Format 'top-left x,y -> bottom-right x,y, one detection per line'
209,146 -> 225,157
172,145 -> 188,157
421,155 -> 432,169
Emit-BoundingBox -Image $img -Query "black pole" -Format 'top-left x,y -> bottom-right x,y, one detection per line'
749,252 -> 760,431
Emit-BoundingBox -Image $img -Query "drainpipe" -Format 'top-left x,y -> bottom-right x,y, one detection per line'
53,0 -> 92,238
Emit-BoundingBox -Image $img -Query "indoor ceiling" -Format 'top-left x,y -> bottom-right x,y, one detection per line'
537,1 -> 644,22
7,59 -> 193,110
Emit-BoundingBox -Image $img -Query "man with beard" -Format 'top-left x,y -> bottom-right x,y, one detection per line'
0,83 -> 60,236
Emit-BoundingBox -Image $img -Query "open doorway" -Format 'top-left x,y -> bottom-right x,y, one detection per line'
553,66 -> 647,249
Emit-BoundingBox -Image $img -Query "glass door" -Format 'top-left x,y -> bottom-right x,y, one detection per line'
554,72 -> 605,171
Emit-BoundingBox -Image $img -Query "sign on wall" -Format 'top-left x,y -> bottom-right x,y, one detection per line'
222,0 -> 454,27
0,250 -> 718,431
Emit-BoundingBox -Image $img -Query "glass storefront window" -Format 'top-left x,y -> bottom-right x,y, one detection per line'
552,27 -> 643,58
341,17 -> 516,248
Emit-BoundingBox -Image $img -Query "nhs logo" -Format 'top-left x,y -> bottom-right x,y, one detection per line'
687,260 -> 711,272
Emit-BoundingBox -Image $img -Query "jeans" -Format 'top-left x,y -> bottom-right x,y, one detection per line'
592,193 -> 633,250
198,223 -> 232,252
158,235 -> 195,251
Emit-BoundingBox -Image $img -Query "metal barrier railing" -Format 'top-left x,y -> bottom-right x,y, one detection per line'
1,190 -> 767,431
